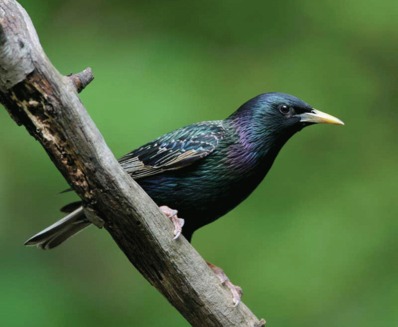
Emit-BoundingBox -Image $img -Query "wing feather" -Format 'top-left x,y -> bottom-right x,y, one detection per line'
119,121 -> 225,179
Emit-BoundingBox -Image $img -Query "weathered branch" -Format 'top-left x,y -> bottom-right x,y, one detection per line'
0,1 -> 265,326
68,67 -> 94,93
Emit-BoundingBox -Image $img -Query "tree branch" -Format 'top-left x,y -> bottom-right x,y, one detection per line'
68,68 -> 94,93
0,1 -> 265,326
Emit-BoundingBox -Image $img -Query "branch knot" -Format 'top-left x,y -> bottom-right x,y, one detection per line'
68,67 -> 94,93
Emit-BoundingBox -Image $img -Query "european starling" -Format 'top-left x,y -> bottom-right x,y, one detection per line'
25,92 -> 343,304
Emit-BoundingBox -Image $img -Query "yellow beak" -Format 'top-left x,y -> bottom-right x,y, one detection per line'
298,109 -> 344,125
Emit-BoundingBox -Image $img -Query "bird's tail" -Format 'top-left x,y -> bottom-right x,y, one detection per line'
24,206 -> 91,250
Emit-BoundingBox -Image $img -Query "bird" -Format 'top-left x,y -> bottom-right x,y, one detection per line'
25,92 -> 343,304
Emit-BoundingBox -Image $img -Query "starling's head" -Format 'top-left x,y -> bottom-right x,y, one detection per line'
229,92 -> 343,135
227,92 -> 343,152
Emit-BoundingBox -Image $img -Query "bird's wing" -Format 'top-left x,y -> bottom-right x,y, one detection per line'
119,121 -> 225,179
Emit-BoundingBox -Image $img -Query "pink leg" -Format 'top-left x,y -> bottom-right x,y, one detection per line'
207,262 -> 243,306
159,205 -> 185,240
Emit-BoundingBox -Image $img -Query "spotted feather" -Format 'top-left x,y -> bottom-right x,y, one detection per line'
119,121 -> 225,179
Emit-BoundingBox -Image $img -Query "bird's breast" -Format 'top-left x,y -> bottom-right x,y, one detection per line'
137,144 -> 272,230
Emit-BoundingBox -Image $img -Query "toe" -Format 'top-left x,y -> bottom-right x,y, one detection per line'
225,280 -> 242,306
159,206 -> 184,240
172,218 -> 185,239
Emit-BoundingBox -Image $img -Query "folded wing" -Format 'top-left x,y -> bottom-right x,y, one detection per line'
119,121 -> 225,179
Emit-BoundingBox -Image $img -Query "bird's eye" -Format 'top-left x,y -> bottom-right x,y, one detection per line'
279,105 -> 293,115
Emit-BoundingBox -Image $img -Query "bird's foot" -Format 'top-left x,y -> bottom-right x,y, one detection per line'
207,262 -> 242,306
159,205 -> 185,239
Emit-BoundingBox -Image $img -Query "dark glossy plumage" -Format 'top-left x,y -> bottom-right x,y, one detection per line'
25,92 -> 343,248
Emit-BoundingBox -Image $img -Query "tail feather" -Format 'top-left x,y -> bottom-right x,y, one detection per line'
60,201 -> 82,213
25,207 -> 91,250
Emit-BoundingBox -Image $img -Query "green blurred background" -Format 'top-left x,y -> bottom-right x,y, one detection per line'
1,0 -> 397,326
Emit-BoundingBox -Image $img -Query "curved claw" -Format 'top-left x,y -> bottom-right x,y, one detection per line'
207,262 -> 243,306
159,205 -> 185,239
172,217 -> 185,239
225,280 -> 243,306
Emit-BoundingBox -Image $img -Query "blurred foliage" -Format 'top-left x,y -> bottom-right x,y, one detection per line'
1,0 -> 397,326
